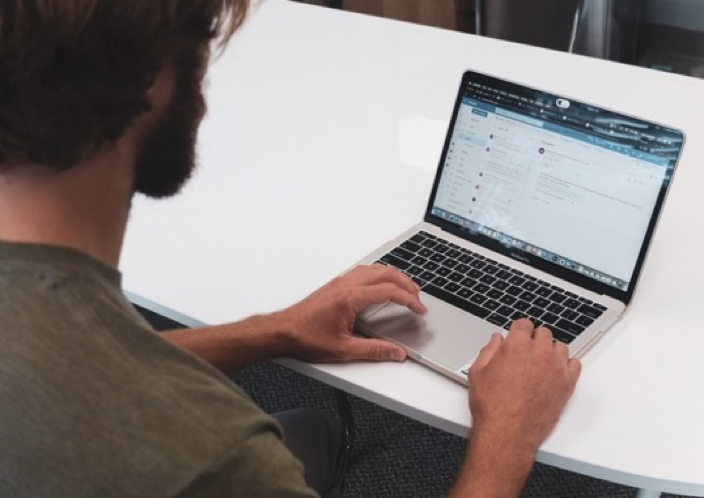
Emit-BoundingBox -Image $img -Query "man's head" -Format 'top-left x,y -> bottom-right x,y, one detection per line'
0,0 -> 247,197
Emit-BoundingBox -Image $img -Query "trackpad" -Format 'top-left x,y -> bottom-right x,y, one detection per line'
359,298 -> 496,371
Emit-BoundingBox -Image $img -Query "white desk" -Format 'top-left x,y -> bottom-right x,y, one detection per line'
121,1 -> 704,496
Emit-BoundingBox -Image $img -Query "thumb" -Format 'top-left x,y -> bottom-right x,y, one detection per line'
343,336 -> 407,363
472,333 -> 503,370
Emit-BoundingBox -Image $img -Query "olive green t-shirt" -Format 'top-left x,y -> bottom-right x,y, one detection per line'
0,242 -> 317,498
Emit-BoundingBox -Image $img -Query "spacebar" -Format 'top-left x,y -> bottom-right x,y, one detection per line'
423,284 -> 491,319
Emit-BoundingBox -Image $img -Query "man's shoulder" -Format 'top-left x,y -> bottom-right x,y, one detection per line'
0,244 -> 283,498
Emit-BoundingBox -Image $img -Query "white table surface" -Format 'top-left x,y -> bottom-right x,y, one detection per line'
121,1 -> 704,495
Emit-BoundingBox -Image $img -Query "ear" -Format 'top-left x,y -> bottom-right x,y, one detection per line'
145,65 -> 176,112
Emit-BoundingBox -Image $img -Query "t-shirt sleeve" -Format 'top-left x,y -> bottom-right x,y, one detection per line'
175,430 -> 320,498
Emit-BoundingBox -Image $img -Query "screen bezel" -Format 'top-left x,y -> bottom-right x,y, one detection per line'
424,70 -> 685,305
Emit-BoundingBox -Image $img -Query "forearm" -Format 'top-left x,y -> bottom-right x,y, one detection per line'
162,311 -> 295,372
448,428 -> 535,498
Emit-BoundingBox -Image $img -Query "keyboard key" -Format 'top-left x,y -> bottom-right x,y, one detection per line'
499,295 -> 517,306
518,291 -> 536,302
535,286 -> 552,297
448,272 -> 464,283
432,276 -> 449,287
508,275 -> 526,286
430,253 -> 446,263
473,283 -> 490,294
550,328 -> 577,344
561,309 -> 579,321
514,300 -> 530,311
487,314 -> 509,327
444,259 -> 459,269
411,255 -> 428,266
593,302 -> 607,311
555,319 -> 586,336
400,241 -> 421,253
391,247 -> 414,261
493,281 -> 510,291
563,298 -> 581,309
455,263 -> 471,274
419,231 -> 436,239
578,296 -> 593,305
446,249 -> 461,259
497,305 -> 514,317
549,292 -> 567,303
470,260 -> 487,269
458,254 -> 473,264
468,269 -> 483,279
577,304 -> 604,319
460,277 -> 477,288
457,288 -> 473,299
496,270 -> 512,280
533,297 -> 550,308
576,315 -> 595,327
527,306 -> 545,318
522,281 -> 538,291
479,275 -> 496,285
410,233 -> 426,244
444,282 -> 461,293
541,312 -> 559,324
418,248 -> 434,258
470,294 -> 487,305
379,254 -> 411,270
435,244 -> 450,254
484,265 -> 499,275
484,300 -> 500,311
486,289 -> 502,300
505,285 -> 523,296
436,267 -> 451,277
423,284 -> 491,319
419,271 -> 435,281
421,239 -> 438,249
424,261 -> 440,272
547,303 -> 565,314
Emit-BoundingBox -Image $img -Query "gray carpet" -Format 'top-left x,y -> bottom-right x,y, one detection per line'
137,306 -> 694,498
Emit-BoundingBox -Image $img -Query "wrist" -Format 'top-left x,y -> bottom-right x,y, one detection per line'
449,425 -> 535,498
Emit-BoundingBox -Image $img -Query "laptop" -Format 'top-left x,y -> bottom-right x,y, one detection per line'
354,69 -> 685,385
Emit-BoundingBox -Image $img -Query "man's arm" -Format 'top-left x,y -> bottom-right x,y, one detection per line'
448,319 -> 582,498
161,264 -> 427,371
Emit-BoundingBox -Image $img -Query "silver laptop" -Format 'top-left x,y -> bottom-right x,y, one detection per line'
354,69 -> 685,385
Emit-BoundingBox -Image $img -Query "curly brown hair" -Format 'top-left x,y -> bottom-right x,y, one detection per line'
0,0 -> 247,171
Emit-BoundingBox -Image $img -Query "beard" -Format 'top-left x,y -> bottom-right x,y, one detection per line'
131,53 -> 207,199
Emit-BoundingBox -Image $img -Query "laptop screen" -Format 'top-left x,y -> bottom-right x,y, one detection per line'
427,70 -> 684,303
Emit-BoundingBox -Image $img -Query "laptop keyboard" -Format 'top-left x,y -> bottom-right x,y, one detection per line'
377,231 -> 605,344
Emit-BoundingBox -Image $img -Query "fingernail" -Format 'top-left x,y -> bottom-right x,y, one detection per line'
392,349 -> 405,362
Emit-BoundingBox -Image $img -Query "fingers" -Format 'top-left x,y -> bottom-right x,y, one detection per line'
355,263 -> 420,295
505,317 -> 534,342
346,264 -> 427,315
471,333 -> 503,370
351,282 -> 427,315
342,336 -> 408,362
567,357 -> 582,392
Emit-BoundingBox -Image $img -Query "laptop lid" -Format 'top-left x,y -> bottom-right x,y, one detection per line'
425,70 -> 684,305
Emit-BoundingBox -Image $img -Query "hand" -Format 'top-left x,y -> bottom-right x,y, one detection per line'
276,263 -> 427,363
468,318 -> 581,453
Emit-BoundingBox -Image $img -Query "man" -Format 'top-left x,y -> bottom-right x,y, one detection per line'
0,1 -> 581,497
